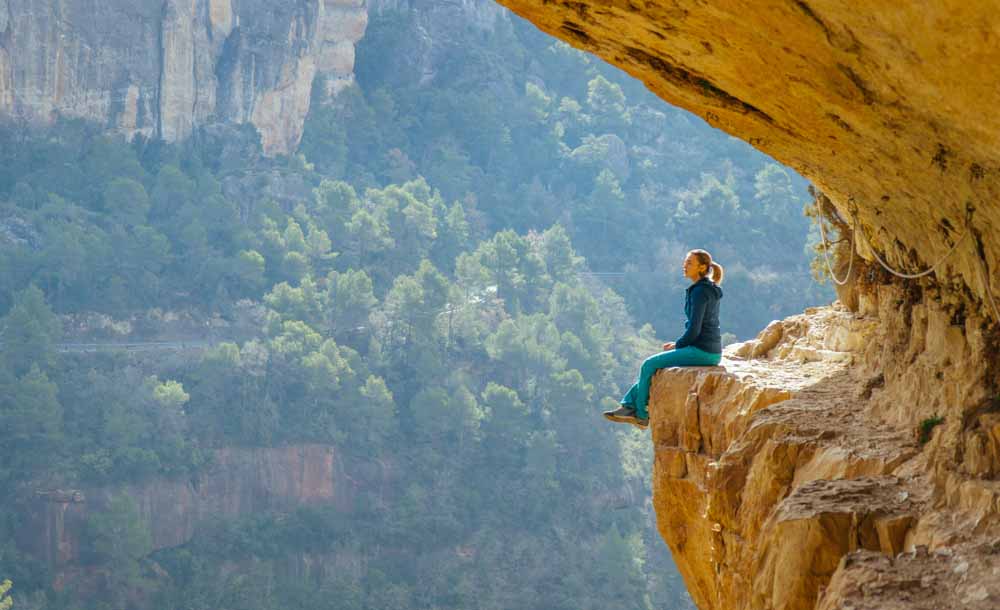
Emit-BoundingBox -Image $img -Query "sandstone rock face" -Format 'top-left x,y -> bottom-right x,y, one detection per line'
647,291 -> 1000,610
495,0 -> 1000,321
19,445 -> 377,570
0,0 -> 368,155
486,4 -> 1000,607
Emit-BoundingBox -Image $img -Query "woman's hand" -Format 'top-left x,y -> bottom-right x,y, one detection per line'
662,341 -> 675,351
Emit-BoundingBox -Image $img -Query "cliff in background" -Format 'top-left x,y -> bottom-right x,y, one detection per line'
19,445 -> 382,590
0,0 -> 367,155
492,2 -> 1000,609
364,0 -> 512,87
7,1 -> 1000,606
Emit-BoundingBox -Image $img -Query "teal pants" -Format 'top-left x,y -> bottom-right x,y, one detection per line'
621,346 -> 722,419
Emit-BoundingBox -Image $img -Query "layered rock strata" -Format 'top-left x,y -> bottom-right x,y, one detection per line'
0,0 -> 367,154
18,445 -> 376,571
494,0 -> 1000,321
648,288 -> 1000,610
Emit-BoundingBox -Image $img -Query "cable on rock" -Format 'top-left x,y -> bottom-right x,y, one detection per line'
857,207 -> 973,280
816,195 -> 856,286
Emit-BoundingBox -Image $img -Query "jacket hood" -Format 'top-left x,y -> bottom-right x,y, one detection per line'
689,276 -> 723,299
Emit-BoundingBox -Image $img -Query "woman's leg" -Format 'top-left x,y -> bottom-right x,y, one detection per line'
620,382 -> 638,407
634,346 -> 722,419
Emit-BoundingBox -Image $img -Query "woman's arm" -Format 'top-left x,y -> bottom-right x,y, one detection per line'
674,286 -> 709,349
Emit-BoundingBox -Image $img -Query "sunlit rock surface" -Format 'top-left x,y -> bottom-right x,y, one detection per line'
0,0 -> 367,154
648,293 -> 999,610
494,0 -> 1000,317
488,3 -> 1000,608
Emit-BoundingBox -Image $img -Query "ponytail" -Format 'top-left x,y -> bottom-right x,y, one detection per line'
689,249 -> 724,285
709,261 -> 725,285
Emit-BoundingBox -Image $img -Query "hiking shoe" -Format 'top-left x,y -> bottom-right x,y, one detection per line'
603,405 -> 648,429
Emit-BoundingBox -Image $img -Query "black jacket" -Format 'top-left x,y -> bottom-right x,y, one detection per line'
674,276 -> 723,353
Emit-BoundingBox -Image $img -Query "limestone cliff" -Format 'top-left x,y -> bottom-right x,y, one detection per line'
488,3 -> 1000,608
18,445 -> 384,580
0,0 -> 367,155
648,288 -> 999,609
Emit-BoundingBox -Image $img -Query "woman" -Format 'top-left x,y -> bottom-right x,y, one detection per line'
604,249 -> 724,429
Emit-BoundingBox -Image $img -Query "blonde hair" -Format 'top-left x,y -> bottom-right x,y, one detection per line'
689,249 -> 724,285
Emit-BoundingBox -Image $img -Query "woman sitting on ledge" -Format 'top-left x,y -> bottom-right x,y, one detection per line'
605,249 -> 724,429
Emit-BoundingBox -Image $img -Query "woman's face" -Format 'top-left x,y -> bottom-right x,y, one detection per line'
683,253 -> 707,282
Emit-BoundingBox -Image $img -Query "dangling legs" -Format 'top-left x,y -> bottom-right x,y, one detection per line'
633,346 -> 721,418
620,383 -> 637,407
605,380 -> 643,426
611,347 -> 722,424
604,382 -> 643,427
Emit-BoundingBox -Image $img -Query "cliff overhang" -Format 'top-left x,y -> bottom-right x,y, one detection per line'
494,0 -> 999,319
486,3 -> 1000,607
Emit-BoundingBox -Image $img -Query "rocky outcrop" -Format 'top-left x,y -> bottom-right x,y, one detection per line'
494,0 -> 1000,323
487,3 -> 1000,608
648,290 -> 1000,610
0,0 -> 367,155
18,445 -> 378,570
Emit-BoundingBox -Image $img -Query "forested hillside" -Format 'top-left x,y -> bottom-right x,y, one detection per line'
342,2 -> 832,338
0,2 -> 830,609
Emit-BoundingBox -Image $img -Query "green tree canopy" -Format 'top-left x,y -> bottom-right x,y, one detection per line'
102,177 -> 151,227
0,579 -> 11,610
1,285 -> 61,375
